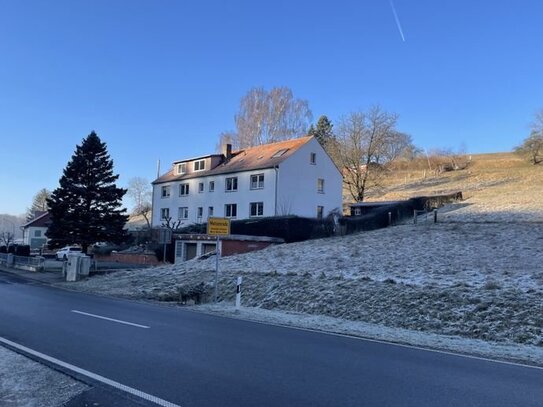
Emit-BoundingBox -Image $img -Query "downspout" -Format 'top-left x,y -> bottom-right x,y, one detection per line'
274,165 -> 279,216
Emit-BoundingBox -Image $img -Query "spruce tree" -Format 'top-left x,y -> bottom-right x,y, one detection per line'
46,132 -> 128,252
26,188 -> 51,221
309,115 -> 334,148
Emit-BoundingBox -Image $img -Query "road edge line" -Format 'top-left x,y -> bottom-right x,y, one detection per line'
0,336 -> 181,407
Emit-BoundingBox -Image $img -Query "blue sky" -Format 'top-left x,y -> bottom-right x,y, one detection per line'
1,0 -> 541,215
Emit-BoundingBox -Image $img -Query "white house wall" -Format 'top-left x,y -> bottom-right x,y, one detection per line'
23,226 -> 48,248
152,168 -> 277,227
276,138 -> 343,218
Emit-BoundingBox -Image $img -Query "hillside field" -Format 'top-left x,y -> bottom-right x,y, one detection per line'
62,152 -> 543,364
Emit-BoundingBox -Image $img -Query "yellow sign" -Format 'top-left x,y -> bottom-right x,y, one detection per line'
207,217 -> 230,236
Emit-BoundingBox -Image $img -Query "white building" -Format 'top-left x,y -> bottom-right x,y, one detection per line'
21,212 -> 50,249
151,136 -> 343,228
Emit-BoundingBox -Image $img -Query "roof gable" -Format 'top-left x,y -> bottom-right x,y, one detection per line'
22,212 -> 51,228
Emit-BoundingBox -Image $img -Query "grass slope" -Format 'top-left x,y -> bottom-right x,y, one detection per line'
63,152 -> 543,360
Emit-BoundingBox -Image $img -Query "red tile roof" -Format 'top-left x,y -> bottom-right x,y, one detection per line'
153,136 -> 313,184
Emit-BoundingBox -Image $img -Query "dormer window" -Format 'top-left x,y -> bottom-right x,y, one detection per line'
272,148 -> 289,158
194,159 -> 205,171
176,163 -> 186,174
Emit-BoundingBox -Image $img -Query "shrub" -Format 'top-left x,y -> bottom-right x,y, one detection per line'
14,245 -> 31,257
0,246 -> 6,253
484,280 -> 501,290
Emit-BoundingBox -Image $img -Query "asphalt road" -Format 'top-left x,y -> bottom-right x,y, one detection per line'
0,270 -> 542,407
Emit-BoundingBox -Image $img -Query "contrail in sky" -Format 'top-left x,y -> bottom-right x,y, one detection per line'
389,0 -> 406,42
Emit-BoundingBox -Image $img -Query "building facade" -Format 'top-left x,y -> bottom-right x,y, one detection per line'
151,136 -> 342,228
21,212 -> 50,249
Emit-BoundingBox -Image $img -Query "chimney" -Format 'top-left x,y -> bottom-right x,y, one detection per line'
222,143 -> 232,160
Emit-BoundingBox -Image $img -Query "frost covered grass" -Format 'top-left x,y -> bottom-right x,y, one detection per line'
0,346 -> 87,406
65,205 -> 543,350
62,154 -> 543,362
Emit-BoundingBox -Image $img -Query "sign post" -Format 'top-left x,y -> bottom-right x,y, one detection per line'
207,217 -> 230,302
158,228 -> 172,264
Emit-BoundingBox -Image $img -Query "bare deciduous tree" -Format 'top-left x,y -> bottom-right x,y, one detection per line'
222,87 -> 313,149
515,132 -> 543,165
0,214 -> 23,242
426,146 -> 471,174
335,106 -> 414,202
0,231 -> 14,246
515,111 -> 543,165
127,177 -> 152,229
161,216 -> 181,230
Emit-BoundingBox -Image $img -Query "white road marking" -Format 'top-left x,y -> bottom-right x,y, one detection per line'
0,336 -> 181,407
71,310 -> 150,329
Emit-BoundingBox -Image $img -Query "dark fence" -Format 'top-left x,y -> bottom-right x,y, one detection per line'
171,215 -> 337,244
340,192 -> 463,235
230,216 -> 335,243
161,192 -> 462,250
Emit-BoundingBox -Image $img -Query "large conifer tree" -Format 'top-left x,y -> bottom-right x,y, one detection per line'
46,132 -> 128,252
308,115 -> 334,148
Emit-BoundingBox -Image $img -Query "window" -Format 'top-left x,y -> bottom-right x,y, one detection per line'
310,152 -> 316,165
179,183 -> 189,196
208,206 -> 214,217
198,182 -> 204,193
317,178 -> 325,193
194,159 -> 205,171
225,177 -> 238,191
176,163 -> 186,174
250,174 -> 264,190
250,202 -> 264,217
161,186 -> 171,198
225,203 -> 237,218
272,148 -> 289,157
317,206 -> 324,219
178,207 -> 188,219
197,207 -> 203,218
209,181 -> 215,192
35,230 -> 42,237
354,207 -> 362,216
160,208 -> 170,220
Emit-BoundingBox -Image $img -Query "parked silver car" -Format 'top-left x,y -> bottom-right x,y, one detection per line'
55,246 -> 82,260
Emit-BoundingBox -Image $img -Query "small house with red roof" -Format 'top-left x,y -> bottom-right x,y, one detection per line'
21,212 -> 51,249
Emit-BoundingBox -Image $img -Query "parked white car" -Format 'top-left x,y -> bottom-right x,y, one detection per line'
55,246 -> 83,260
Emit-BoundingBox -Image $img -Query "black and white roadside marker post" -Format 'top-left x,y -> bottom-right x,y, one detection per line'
235,276 -> 242,311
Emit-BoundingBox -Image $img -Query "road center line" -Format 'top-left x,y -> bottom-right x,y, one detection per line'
0,336 -> 181,407
71,310 -> 150,329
